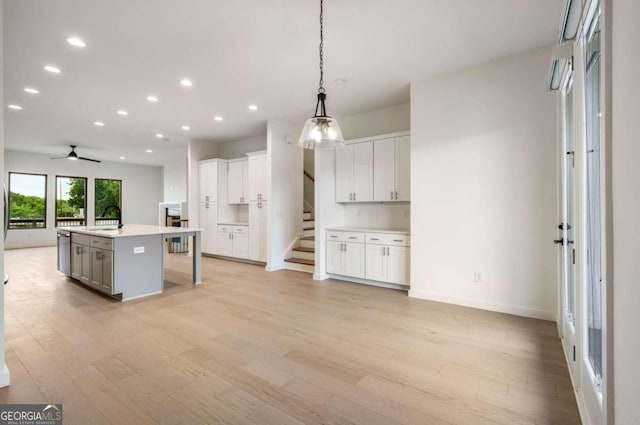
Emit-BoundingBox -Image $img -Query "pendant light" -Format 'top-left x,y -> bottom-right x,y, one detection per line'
298,0 -> 344,149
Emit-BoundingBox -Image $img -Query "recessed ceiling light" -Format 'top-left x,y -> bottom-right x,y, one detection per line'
248,105 -> 258,111
94,121 -> 105,127
334,78 -> 348,85
214,116 -> 223,121
117,110 -> 128,116
66,37 -> 86,48
44,65 -> 61,74
24,87 -> 40,94
181,125 -> 190,131
179,78 -> 193,87
146,149 -> 153,153
119,156 -> 126,160
147,95 -> 158,102
155,133 -> 164,139
7,104 -> 22,110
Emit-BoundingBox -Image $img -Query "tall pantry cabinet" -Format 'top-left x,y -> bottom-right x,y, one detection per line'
247,151 -> 268,262
198,159 -> 227,255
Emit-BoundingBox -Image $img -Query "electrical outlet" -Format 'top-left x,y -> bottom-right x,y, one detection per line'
473,272 -> 482,283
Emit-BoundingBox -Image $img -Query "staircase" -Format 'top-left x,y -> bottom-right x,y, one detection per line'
284,211 -> 315,273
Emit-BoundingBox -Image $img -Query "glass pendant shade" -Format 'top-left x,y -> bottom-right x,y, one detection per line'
298,115 -> 344,149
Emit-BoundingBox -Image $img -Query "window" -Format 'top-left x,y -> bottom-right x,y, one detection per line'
8,172 -> 47,229
55,176 -> 87,227
584,11 -> 603,386
95,179 -> 122,225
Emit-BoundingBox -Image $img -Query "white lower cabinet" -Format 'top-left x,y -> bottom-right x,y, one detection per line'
327,229 -> 410,286
249,201 -> 267,262
326,241 -> 365,278
217,225 -> 248,259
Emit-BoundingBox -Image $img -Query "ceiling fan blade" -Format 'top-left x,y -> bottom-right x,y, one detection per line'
50,156 -> 68,160
78,157 -> 101,163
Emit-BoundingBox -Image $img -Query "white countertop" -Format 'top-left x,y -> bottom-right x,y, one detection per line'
218,222 -> 249,226
325,226 -> 410,235
57,224 -> 202,238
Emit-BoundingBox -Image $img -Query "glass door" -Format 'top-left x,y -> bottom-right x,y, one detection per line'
560,69 -> 578,379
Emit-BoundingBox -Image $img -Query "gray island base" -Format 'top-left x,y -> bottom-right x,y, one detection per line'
57,224 -> 201,301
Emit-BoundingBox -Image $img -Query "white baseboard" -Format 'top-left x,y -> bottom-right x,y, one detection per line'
327,274 -> 409,292
0,363 -> 10,388
313,273 -> 329,281
408,289 -> 555,321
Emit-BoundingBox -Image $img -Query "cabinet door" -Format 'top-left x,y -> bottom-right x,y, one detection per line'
373,138 -> 396,201
335,145 -> 354,203
199,162 -> 217,204
89,248 -> 102,287
395,136 -> 410,201
326,241 -> 343,274
353,142 -> 373,202
227,161 -> 243,204
241,159 -> 249,204
343,242 -> 365,278
387,246 -> 410,285
249,202 -> 267,262
71,243 -> 83,280
248,154 -> 267,202
218,232 -> 233,257
232,232 -> 249,259
365,245 -> 386,282
200,203 -> 218,254
101,250 -> 113,293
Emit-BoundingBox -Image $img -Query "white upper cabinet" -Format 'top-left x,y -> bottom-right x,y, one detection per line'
247,152 -> 268,202
199,161 -> 218,205
227,159 -> 247,204
394,136 -> 411,201
335,141 -> 373,203
373,135 -> 410,202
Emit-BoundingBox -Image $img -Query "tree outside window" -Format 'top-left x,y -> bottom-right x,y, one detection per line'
8,172 -> 47,229
56,176 -> 87,226
95,179 -> 122,225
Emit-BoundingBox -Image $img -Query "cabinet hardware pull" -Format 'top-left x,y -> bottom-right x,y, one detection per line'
349,237 -> 357,239
370,238 -> 379,240
386,247 -> 390,255
330,235 -> 338,238
393,239 -> 403,242
391,191 -> 394,200
354,193 -> 356,201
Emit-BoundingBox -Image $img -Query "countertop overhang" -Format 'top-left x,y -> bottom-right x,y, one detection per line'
57,224 -> 202,238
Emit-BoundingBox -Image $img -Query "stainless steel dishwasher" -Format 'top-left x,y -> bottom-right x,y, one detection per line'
57,230 -> 71,275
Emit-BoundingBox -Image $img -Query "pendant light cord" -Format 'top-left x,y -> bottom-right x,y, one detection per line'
318,0 -> 325,94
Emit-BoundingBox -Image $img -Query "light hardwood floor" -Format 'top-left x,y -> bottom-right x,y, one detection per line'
0,247 -> 580,425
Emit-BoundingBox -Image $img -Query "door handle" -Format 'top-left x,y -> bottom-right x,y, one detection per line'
554,238 -> 564,246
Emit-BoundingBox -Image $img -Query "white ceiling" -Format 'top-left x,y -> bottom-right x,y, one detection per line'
3,0 -> 563,166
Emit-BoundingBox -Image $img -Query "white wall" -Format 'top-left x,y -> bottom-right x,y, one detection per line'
216,134 -> 266,159
0,0 -> 9,388
162,159 -> 187,203
266,120 -> 302,270
409,46 -> 558,320
338,103 -> 410,140
611,0 -> 640,421
4,150 -> 162,249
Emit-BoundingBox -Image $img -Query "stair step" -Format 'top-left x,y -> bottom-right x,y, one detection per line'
284,257 -> 315,266
303,228 -> 315,237
301,236 -> 315,241
292,247 -> 314,253
303,212 -> 313,220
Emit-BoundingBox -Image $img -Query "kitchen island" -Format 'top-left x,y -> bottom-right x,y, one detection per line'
57,224 -> 201,301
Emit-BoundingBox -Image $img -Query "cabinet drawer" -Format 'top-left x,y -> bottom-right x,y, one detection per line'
72,233 -> 91,246
365,233 -> 410,246
90,236 -> 113,251
326,231 -> 364,243
218,225 -> 233,233
233,225 -> 248,234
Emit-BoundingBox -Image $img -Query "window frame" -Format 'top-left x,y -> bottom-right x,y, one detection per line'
55,175 -> 88,227
8,172 -> 48,230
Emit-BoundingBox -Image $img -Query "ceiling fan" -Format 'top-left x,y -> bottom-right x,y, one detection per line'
50,145 -> 101,163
